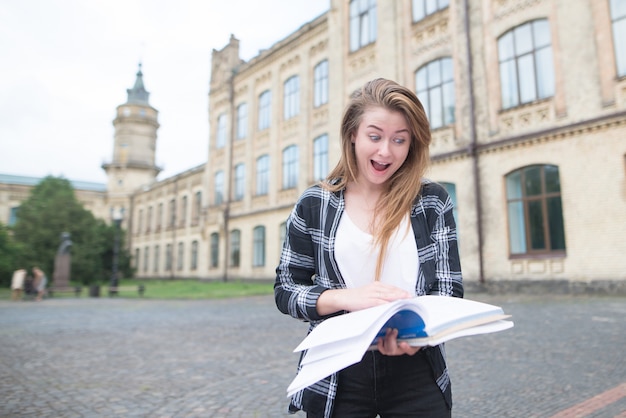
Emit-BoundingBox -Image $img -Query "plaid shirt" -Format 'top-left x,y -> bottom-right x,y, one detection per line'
275,180 -> 463,417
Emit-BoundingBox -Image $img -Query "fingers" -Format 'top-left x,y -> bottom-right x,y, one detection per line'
377,328 -> 422,356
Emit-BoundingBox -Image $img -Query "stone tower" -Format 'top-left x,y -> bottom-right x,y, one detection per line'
102,63 -> 161,222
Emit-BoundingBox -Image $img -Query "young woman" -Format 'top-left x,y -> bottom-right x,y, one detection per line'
275,78 -> 463,418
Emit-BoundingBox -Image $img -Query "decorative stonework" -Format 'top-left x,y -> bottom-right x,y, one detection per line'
430,126 -> 456,154
279,55 -> 301,73
255,71 -> 272,86
347,47 -> 377,81
411,12 -> 450,56
493,0 -> 543,20
254,131 -> 270,152
281,118 -> 299,139
498,101 -> 553,135
312,106 -> 329,127
309,39 -> 328,57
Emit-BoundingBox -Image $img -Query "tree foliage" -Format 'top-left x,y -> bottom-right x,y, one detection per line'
9,176 -> 132,285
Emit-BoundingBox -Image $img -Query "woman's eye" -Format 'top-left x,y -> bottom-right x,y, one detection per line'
369,135 -> 381,141
393,137 -> 407,144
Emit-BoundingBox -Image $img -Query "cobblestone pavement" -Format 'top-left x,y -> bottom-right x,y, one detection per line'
0,293 -> 624,417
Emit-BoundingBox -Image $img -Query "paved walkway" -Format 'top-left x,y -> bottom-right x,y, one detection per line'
0,293 -> 624,417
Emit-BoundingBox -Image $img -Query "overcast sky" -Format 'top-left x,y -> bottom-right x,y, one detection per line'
0,0 -> 330,184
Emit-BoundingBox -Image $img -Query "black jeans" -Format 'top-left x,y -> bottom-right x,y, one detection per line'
309,350 -> 451,418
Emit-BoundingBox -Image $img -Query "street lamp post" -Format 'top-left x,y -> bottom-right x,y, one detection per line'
109,209 -> 123,296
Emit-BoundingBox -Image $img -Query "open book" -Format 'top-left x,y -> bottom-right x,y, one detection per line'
287,295 -> 513,396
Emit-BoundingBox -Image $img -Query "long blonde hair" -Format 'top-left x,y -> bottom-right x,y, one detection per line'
323,78 -> 431,280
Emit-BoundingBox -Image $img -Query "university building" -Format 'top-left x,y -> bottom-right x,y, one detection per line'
2,0 -> 625,290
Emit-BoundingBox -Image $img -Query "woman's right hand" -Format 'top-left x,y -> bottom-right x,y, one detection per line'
316,282 -> 412,316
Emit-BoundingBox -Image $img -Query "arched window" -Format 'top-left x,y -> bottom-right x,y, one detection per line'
498,19 -> 555,109
177,242 -> 184,271
230,229 -> 241,267
258,90 -> 271,130
412,0 -> 449,23
283,76 -> 300,120
210,233 -> 219,268
191,241 -> 198,270
314,60 -> 329,107
214,171 -> 224,205
253,226 -> 266,267
256,154 -> 270,196
234,163 -> 245,201
313,134 -> 329,181
349,0 -> 377,51
236,102 -> 248,140
505,165 -> 566,255
416,57 -> 455,129
215,113 -> 227,148
282,145 -> 299,189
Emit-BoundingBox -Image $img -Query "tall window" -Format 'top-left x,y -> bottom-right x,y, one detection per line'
137,209 -> 143,235
165,244 -> 172,271
253,226 -> 266,267
157,203 -> 163,231
314,60 -> 329,107
313,134 -> 329,181
234,163 -> 245,201
143,246 -> 149,273
284,76 -> 300,120
282,145 -> 299,189
8,206 -> 19,226
134,248 -> 140,270
169,198 -> 176,227
258,90 -> 271,130
236,102 -> 248,140
177,242 -> 184,271
256,154 -> 270,196
180,196 -> 187,227
412,0 -> 449,22
506,165 -> 566,255
440,182 -> 459,229
210,233 -> 219,268
349,0 -> 377,52
214,171 -> 224,205
498,19 -> 555,109
216,113 -> 228,148
230,229 -> 241,267
191,241 -> 198,270
611,0 -> 626,76
193,191 -> 201,225
154,245 -> 160,273
146,206 -> 152,233
416,57 -> 455,129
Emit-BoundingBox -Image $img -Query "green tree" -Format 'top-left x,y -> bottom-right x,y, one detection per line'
11,176 -> 132,285
0,223 -> 26,287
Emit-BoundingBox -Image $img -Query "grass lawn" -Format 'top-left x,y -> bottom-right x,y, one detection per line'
1,279 -> 275,300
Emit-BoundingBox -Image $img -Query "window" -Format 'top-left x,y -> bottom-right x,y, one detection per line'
177,242 -> 184,271
258,90 -> 271,130
146,206 -> 152,232
256,154 -> 270,196
137,209 -> 143,235
210,233 -> 219,268
230,229 -> 241,267
282,145 -> 299,189
193,191 -> 201,225
236,102 -> 248,140
412,0 -> 449,22
165,244 -> 172,271
134,248 -> 140,270
440,182 -> 459,228
416,57 -> 455,129
216,113 -> 228,149
253,226 -> 266,267
313,134 -> 329,181
154,245 -> 160,273
8,206 -> 19,226
144,246 -> 149,273
279,221 -> 287,249
157,203 -> 163,231
349,0 -> 377,52
284,76 -> 300,120
234,163 -> 245,201
180,196 -> 187,227
215,171 -> 225,205
611,0 -> 626,76
505,165 -> 566,255
498,19 -> 555,109
191,241 -> 198,270
169,198 -> 176,227
314,60 -> 329,107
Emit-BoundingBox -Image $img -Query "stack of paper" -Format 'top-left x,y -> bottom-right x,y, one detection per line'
287,295 -> 513,396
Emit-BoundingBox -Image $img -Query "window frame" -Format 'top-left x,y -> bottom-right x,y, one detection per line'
256,154 -> 270,196
282,145 -> 299,189
415,57 -> 455,129
313,60 -> 329,107
313,134 -> 329,181
349,0 -> 377,52
258,90 -> 271,131
252,226 -> 266,267
283,75 -> 300,120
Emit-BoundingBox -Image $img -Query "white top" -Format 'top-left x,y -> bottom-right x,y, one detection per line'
335,212 -> 418,295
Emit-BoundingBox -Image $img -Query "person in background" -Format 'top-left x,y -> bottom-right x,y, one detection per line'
275,78 -> 463,418
10,268 -> 26,301
32,267 -> 48,302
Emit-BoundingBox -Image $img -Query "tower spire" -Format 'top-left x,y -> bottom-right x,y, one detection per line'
126,62 -> 150,105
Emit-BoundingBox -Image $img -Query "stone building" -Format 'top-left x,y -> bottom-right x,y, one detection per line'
2,0 -> 625,290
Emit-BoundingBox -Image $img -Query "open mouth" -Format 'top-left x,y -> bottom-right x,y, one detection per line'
371,160 -> 390,172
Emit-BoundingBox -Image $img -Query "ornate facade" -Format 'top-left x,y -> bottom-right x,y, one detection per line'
2,0 -> 625,288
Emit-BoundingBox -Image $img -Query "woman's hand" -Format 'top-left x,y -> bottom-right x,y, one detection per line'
377,327 -> 423,356
316,282 -> 412,316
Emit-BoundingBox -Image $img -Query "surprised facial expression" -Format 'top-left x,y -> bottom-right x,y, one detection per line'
351,106 -> 411,189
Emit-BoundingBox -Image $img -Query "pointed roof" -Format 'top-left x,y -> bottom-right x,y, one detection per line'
126,63 -> 150,105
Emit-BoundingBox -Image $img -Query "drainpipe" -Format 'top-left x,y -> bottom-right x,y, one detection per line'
463,0 -> 485,284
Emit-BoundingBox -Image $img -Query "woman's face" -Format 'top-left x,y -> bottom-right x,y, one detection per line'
351,106 -> 411,189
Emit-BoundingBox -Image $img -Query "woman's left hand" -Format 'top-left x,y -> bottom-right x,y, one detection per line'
376,328 -> 423,356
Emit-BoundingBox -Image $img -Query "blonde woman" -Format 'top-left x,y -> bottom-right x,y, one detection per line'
275,78 -> 463,418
